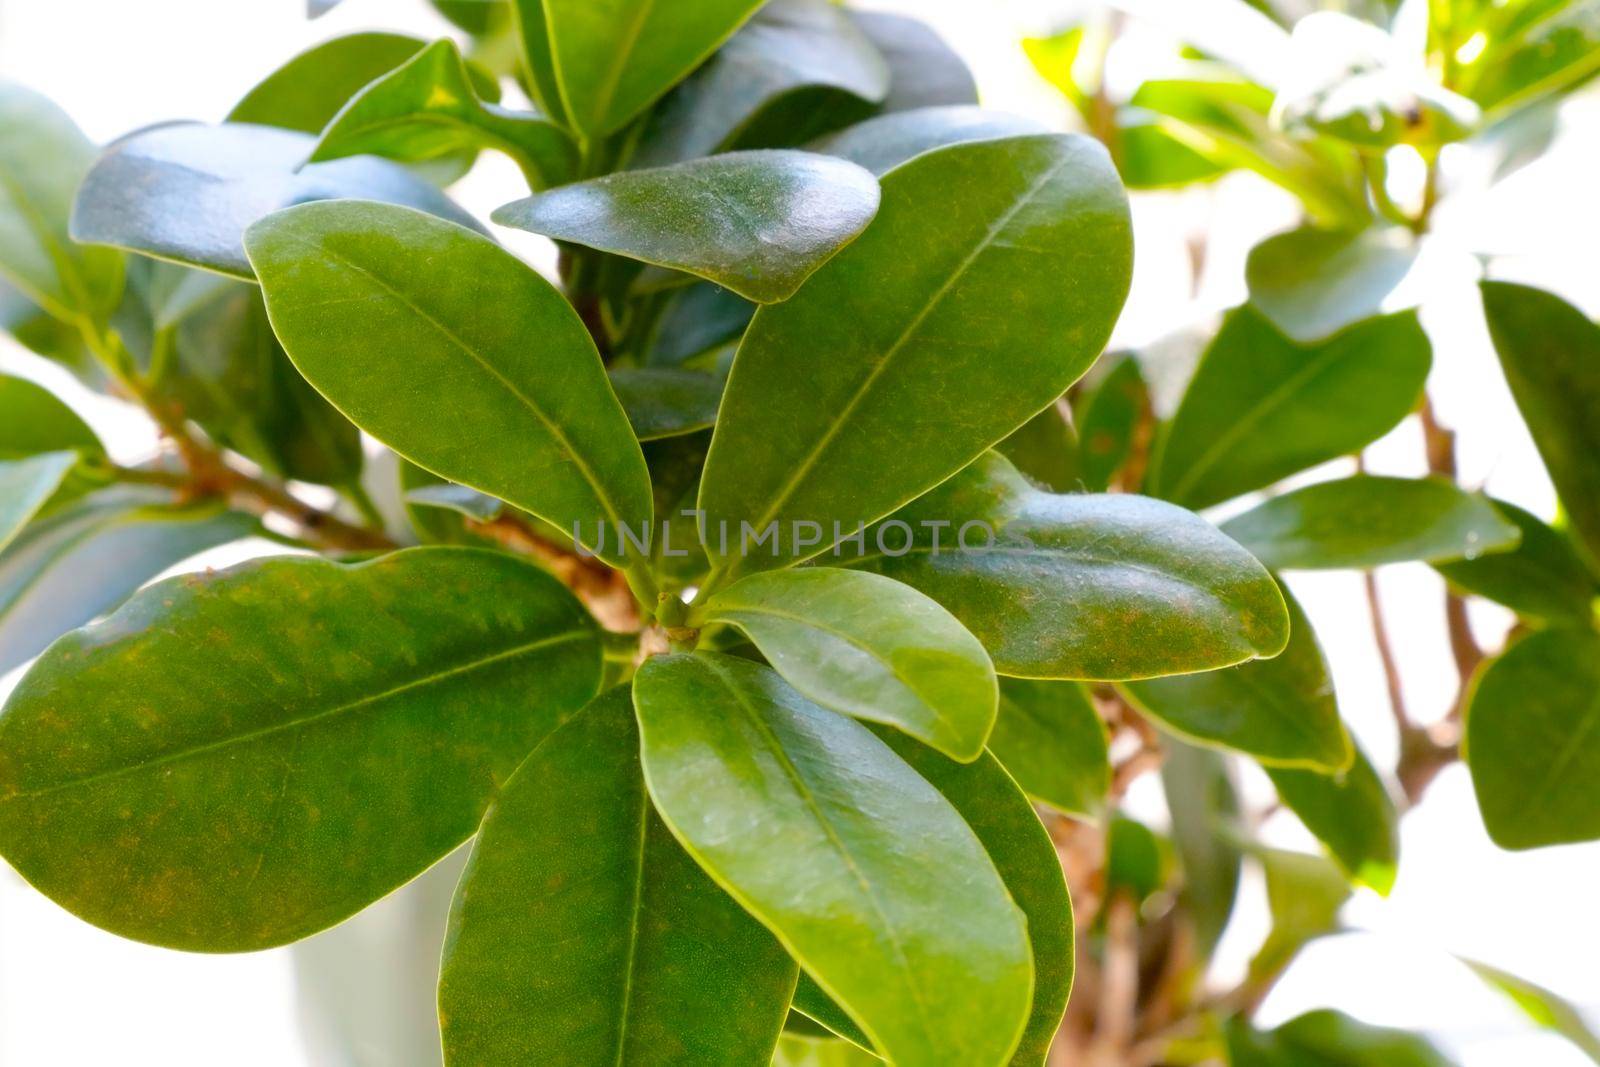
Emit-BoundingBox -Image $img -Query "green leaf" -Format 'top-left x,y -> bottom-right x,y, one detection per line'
227,33 -> 441,133
244,200 -> 651,568
644,283 -> 754,368
1221,475 -> 1521,571
607,368 -> 724,441
507,0 -> 568,126
495,151 -> 880,303
0,373 -> 102,459
774,1032 -> 881,1067
1266,743 -> 1400,893
1227,1009 -> 1456,1067
0,452 -> 79,552
439,686 -> 795,1065
0,490 -> 258,675
1435,500 -> 1600,625
1461,958 -> 1600,1064
1246,226 -> 1418,344
996,400 -> 1079,494
699,133 -> 1132,582
633,652 -> 1034,1067
694,568 -> 999,761
311,39 -> 575,189
0,278 -> 99,382
630,0 -> 890,168
988,678 -> 1109,819
1150,307 -> 1431,510
1074,353 -> 1147,492
541,0 -> 764,137
791,974 -> 876,1052
842,452 -> 1289,681
0,81 -> 123,320
847,11 -> 977,112
70,122 -> 482,280
873,729 -> 1073,1067
1161,742 -> 1242,955
1480,281 -> 1600,572
1249,849 -> 1351,981
1468,3 -> 1600,116
1466,627 -> 1600,849
0,547 -> 602,951
1122,590 -> 1351,771
812,106 -> 1047,178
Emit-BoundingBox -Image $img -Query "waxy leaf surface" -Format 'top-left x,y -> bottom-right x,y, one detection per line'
813,106 -> 1047,178
0,548 -> 602,950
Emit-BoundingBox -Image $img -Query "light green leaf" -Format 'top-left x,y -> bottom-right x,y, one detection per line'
695,568 -> 999,760
0,547 -> 602,951
842,452 -> 1289,681
1466,627 -> 1600,849
311,39 -> 575,189
1468,3 -> 1600,116
508,0 -> 568,126
633,652 -> 1033,1067
1246,226 -> 1418,344
0,278 -> 99,383
228,33 -> 441,133
0,81 -> 123,320
988,678 -> 1109,819
0,373 -> 102,459
1462,958 -> 1600,1065
439,686 -> 795,1065
630,0 -> 890,168
813,106 -> 1047,178
245,200 -> 651,568
848,11 -> 976,113
1267,743 -> 1400,893
1227,1009 -> 1456,1067
1436,500 -> 1600,626
495,151 -> 880,303
996,400 -> 1079,494
1249,849 -> 1351,981
1122,590 -> 1351,771
700,133 -> 1132,582
1074,353 -> 1147,492
774,1032 -> 881,1067
1221,475 -> 1521,571
71,122 -> 482,279
0,452 -> 80,553
1480,281 -> 1600,572
542,0 -> 765,137
1161,742 -> 1242,956
607,368 -> 724,441
1150,307 -> 1431,510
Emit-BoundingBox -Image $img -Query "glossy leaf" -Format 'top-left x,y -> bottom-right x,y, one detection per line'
227,33 -> 441,133
843,452 -> 1289,681
1122,591 -> 1351,771
1221,475 -> 1521,571
495,151 -> 880,303
987,678 -> 1109,819
1462,958 -> 1600,1064
541,0 -> 764,137
1267,743 -> 1400,893
700,134 -> 1132,581
0,452 -> 79,552
607,368 -> 724,441
0,81 -> 123,320
1150,307 -> 1431,510
0,490 -> 258,676
848,11 -> 977,112
774,1032 -> 881,1067
630,0 -> 890,168
1480,281 -> 1600,571
1246,226 -> 1418,344
1161,743 -> 1242,955
0,373 -> 101,458
1436,500 -> 1599,625
1227,1009 -> 1456,1067
633,653 -> 1033,1067
311,39 -> 575,189
71,122 -> 481,279
0,548 -> 602,950
695,568 -> 999,760
813,106 -> 1047,178
439,687 -> 795,1065
1467,627 -> 1600,849
245,200 -> 651,568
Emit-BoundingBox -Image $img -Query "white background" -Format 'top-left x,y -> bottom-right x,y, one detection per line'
1,0 -> 1597,1064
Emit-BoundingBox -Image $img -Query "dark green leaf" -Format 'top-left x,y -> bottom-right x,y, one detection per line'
644,283 -> 754,368
812,106 -> 1047,178
630,0 -> 890,168
1227,1009 -> 1456,1067
843,452 -> 1289,681
0,547 -> 602,950
311,39 -> 574,189
996,400 -> 1079,494
0,452 -> 79,552
1246,226 -> 1418,344
1151,307 -> 1431,509
245,200 -> 651,568
71,122 -> 482,279
1074,353 -> 1147,492
1267,743 -> 1399,893
1435,500 -> 1599,625
695,568 -> 999,760
1466,627 -> 1600,849
633,652 -> 1033,1067
1161,743 -> 1242,955
699,133 -> 1132,581
542,0 -> 764,137
496,151 -> 880,303
439,687 -> 795,1065
227,33 -> 445,133
1462,958 -> 1600,1064
988,678 -> 1109,819
1221,475 -> 1521,571
0,373 -> 102,458
1122,590 -> 1351,770
847,11 -> 977,112
791,974 -> 875,1052
1480,281 -> 1600,572
606,368 -> 723,441
1106,816 -> 1167,903
0,81 -> 123,320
